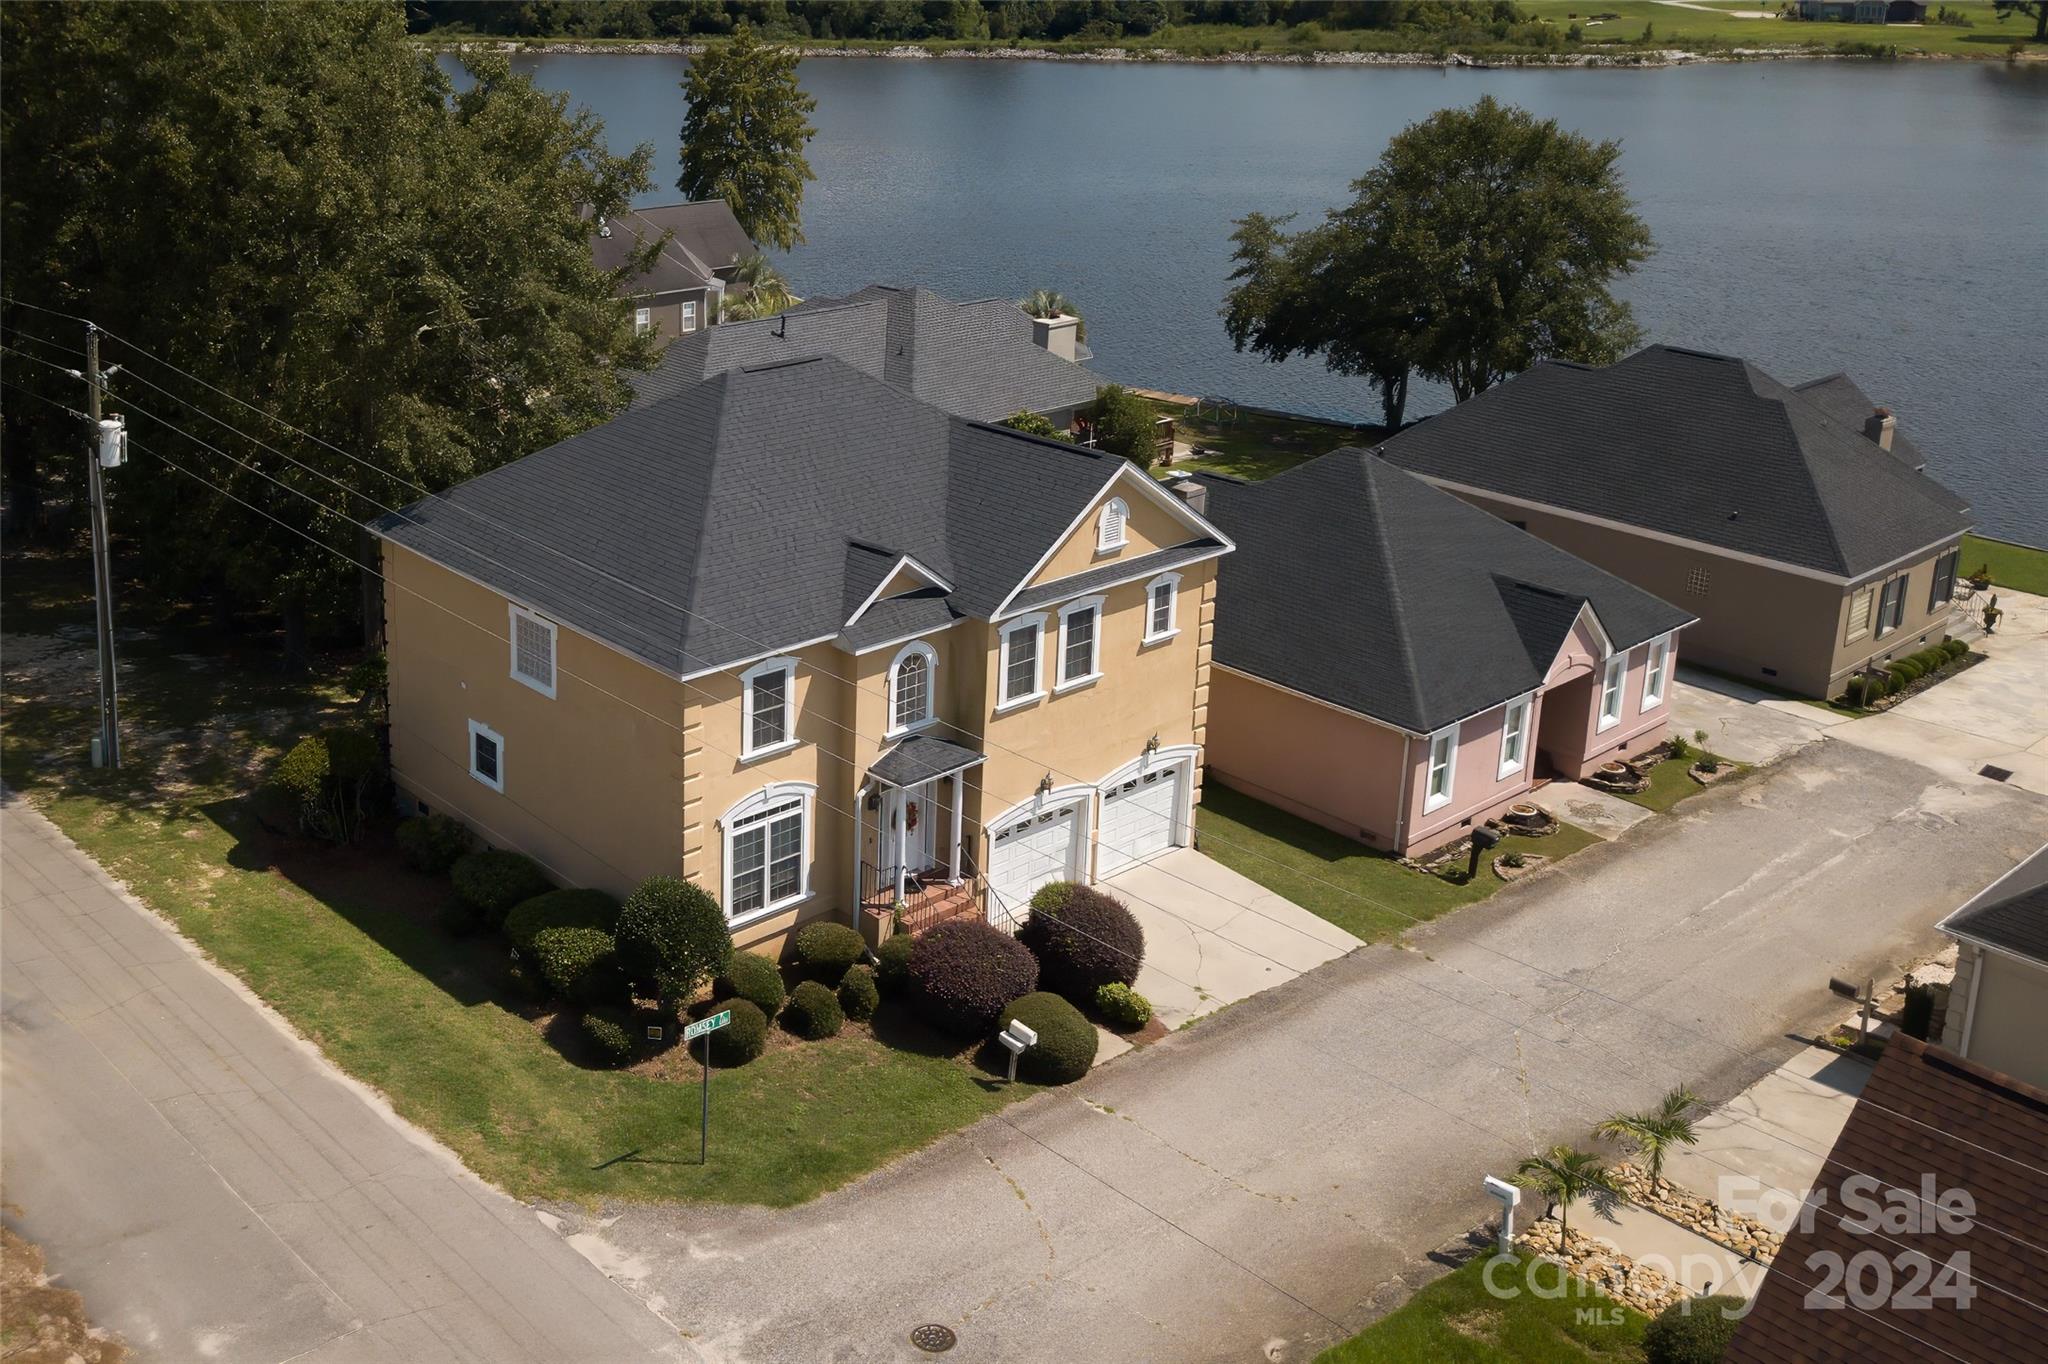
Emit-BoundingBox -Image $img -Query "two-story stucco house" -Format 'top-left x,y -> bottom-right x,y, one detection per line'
1381,345 -> 1973,701
371,354 -> 1230,954
590,200 -> 756,343
1190,451 -> 1694,858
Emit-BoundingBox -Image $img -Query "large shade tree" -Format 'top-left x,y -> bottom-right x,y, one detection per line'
1,1 -> 659,661
1222,95 -> 1653,427
676,22 -> 818,251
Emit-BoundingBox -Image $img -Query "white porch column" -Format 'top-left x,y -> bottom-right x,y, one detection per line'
893,791 -> 908,903
852,781 -> 866,927
948,774 -> 964,884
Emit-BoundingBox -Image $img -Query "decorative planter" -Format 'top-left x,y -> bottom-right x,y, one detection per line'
1493,853 -> 1548,882
1688,761 -> 1734,786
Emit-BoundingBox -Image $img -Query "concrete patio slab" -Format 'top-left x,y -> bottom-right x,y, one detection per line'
1535,783 -> 1654,841
1568,1201 -> 1771,1299
1670,671 -> 1837,767
1102,847 -> 1360,1030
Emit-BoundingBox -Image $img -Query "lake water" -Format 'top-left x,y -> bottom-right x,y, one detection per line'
465,53 -> 2048,541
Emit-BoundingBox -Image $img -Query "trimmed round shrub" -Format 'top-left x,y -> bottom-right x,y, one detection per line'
396,813 -> 473,873
1094,981 -> 1153,1030
792,921 -> 865,981
783,980 -> 844,1039
266,728 -> 381,843
1028,880 -> 1077,916
874,932 -> 916,991
580,1006 -> 637,1066
450,850 -> 552,930
714,953 -> 787,1018
696,998 -> 766,1067
999,992 -> 1097,1083
1886,663 -> 1916,692
530,925 -> 625,1006
506,888 -> 621,955
1019,883 -> 1144,1000
615,876 -> 732,1008
838,963 -> 879,1022
908,919 -> 1040,1037
1943,637 -> 1969,660
1642,1294 -> 1745,1364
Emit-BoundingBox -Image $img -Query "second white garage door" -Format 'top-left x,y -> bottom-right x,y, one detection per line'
1096,760 -> 1188,880
986,798 -> 1085,920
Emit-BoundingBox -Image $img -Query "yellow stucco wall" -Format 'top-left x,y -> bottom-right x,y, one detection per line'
1025,477 -> 1193,588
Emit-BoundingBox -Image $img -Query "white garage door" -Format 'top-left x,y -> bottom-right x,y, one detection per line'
1096,761 -> 1187,880
987,799 -> 1084,921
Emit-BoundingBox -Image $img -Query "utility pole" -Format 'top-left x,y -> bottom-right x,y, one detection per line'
85,323 -> 121,769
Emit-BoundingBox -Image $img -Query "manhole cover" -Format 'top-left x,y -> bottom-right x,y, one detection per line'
909,1323 -> 957,1353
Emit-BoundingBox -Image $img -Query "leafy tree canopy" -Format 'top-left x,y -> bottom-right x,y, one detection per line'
677,22 -> 818,251
1,1 -> 658,655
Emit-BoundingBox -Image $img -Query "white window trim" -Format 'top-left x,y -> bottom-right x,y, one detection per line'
467,719 -> 504,793
507,603 -> 558,699
1639,636 -> 1670,713
1142,572 -> 1181,645
633,306 -> 652,336
1423,724 -> 1459,813
1497,696 -> 1531,780
680,299 -> 698,333
1597,655 -> 1627,732
885,640 -> 939,738
1096,498 -> 1128,555
1054,596 -> 1106,694
996,615 -> 1047,713
739,656 -> 799,761
719,782 -> 815,927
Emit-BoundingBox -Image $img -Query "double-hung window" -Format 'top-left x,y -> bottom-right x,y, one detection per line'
888,641 -> 937,735
1497,698 -> 1530,779
1929,549 -> 1959,612
724,785 -> 811,922
1875,575 -> 1907,637
633,306 -> 652,336
740,657 -> 797,759
1143,573 -> 1180,644
1056,597 -> 1104,691
1597,655 -> 1626,731
680,299 -> 699,333
1424,725 -> 1459,812
467,719 -> 504,793
998,616 -> 1045,710
509,604 -> 557,698
1640,637 -> 1670,711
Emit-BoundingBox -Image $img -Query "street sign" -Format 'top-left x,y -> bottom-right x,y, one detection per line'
684,1010 -> 731,1042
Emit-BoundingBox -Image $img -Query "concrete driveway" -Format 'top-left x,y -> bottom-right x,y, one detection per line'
1101,847 -> 1360,1031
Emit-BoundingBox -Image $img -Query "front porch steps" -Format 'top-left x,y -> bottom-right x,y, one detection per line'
867,876 -> 980,936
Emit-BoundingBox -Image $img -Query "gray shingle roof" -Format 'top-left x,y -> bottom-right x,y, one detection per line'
373,355 -> 1133,679
841,590 -> 962,653
1379,345 -> 1972,579
633,285 -> 1106,422
869,734 -> 986,789
591,201 -> 754,296
1197,451 -> 1695,735
1940,844 -> 2048,967
1005,539 -> 1228,617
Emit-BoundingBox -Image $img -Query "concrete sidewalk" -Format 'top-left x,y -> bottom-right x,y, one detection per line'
0,797 -> 690,1364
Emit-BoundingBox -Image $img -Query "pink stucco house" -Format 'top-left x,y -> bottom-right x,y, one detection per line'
1185,451 -> 1696,859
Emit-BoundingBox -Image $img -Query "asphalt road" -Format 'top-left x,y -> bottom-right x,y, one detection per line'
558,738 -> 2048,1363
0,797 -> 692,1364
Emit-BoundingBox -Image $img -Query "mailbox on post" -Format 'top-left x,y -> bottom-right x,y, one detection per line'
997,1019 -> 1038,1083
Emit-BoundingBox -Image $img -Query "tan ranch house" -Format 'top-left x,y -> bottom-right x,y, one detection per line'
372,354 -> 1231,954
1190,451 -> 1694,858
1381,345 -> 1974,701
1937,843 -> 2048,1091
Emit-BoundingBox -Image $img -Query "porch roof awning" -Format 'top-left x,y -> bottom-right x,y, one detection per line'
869,734 -> 986,790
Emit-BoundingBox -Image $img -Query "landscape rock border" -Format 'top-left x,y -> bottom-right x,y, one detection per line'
1515,1220 -> 1688,1317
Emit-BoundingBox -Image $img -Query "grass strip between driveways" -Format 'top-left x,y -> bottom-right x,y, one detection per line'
1612,753 -> 1743,815
1963,533 -> 2048,597
1314,1252 -> 1648,1364
1195,785 -> 1604,945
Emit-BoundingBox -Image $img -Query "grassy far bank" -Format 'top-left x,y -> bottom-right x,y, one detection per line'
1196,784 -> 1604,944
1314,1252 -> 1649,1364
1963,532 -> 2048,597
1,552 -> 1035,1207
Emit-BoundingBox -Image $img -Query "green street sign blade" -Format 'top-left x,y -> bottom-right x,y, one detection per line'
683,1010 -> 732,1042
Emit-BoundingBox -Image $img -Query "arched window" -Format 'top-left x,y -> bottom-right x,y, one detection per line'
1097,497 -> 1128,553
720,782 -> 814,924
888,641 -> 938,736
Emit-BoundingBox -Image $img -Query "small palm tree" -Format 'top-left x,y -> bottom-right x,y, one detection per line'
723,253 -> 796,319
1595,1086 -> 1701,1191
1020,288 -> 1085,341
1516,1145 -> 1619,1239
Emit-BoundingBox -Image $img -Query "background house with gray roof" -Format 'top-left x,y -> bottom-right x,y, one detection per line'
591,200 -> 756,343
1938,843 -> 2048,1089
1380,344 -> 1973,699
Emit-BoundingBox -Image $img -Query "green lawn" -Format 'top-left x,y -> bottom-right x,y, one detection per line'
1963,533 -> 2048,597
2,552 -> 1034,1207
1613,752 -> 1743,814
1315,1253 -> 1649,1364
1153,399 -> 1381,483
1524,0 -> 2030,57
1196,784 -> 1603,944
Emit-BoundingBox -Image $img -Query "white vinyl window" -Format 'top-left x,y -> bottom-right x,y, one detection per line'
1056,597 -> 1104,692
633,306 -> 652,336
1598,655 -> 1626,731
1845,585 -> 1875,643
723,784 -> 812,923
888,641 -> 937,736
740,657 -> 798,759
1424,725 -> 1459,813
467,719 -> 504,793
1143,573 -> 1180,644
1097,498 -> 1128,553
680,299 -> 699,333
1640,637 -> 1670,711
508,604 -> 557,698
1498,697 -> 1530,779
998,615 -> 1046,711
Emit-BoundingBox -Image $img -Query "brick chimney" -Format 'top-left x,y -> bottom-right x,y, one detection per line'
1863,406 -> 1896,452
1030,313 -> 1079,363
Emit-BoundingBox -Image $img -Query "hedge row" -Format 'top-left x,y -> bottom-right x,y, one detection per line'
1843,637 -> 1969,707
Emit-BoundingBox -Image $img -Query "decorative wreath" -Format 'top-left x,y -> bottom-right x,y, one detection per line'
905,801 -> 921,833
